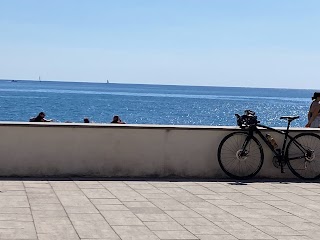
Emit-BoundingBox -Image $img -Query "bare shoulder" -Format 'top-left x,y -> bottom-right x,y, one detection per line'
310,101 -> 320,111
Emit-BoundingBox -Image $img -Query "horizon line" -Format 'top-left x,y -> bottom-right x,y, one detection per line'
0,78 -> 315,91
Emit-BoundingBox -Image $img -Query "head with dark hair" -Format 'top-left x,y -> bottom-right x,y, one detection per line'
111,115 -> 119,123
38,112 -> 46,118
312,92 -> 320,100
83,118 -> 90,123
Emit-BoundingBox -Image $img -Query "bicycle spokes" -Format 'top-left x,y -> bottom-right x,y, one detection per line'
218,132 -> 264,179
286,133 -> 320,180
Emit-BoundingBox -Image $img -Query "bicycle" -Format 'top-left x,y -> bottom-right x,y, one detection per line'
217,110 -> 320,180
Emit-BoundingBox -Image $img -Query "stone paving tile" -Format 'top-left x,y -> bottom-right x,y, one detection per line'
33,210 -> 68,218
72,221 -> 120,239
81,239 -> 118,240
74,181 -> 105,189
240,217 -> 284,226
57,195 -> 93,206
24,182 -> 51,188
196,194 -> 228,200
274,237 -> 313,240
0,195 -> 30,207
99,181 -> 128,188
281,221 -> 320,231
112,226 -> 160,240
225,229 -> 275,239
95,204 -> 129,211
136,189 -> 164,194
82,188 -> 115,199
141,193 -> 173,199
150,199 -> 191,211
0,213 -> 33,221
30,203 -> 65,211
144,221 -> 185,231
174,217 -> 214,226
91,198 -> 123,205
129,206 -> 165,214
38,233 -> 79,240
65,205 -> 99,214
184,225 -> 227,235
153,230 -> 198,239
68,213 -> 105,221
0,227 -> 37,239
0,207 -> 31,214
301,217 -> 320,225
55,190 -> 85,196
298,230 -> 320,240
206,199 -> 241,206
164,210 -> 202,218
126,183 -> 157,190
0,190 -> 27,196
108,191 -> 148,202
123,201 -> 157,208
25,188 -> 55,194
101,210 -> 144,226
196,234 -> 238,240
255,225 -> 303,236
28,196 -> 61,205
241,202 -> 276,209
174,195 -> 205,202
136,213 -> 175,222
202,213 -> 242,222
1,179 -> 320,239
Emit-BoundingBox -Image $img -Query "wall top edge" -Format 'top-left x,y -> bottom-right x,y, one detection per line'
0,121 -> 317,131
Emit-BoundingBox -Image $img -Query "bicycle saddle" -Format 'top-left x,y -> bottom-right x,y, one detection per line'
280,116 -> 299,121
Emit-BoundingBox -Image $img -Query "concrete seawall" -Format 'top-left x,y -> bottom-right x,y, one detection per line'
0,122 -> 318,178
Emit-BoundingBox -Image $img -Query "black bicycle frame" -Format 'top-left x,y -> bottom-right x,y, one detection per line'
241,122 -> 307,161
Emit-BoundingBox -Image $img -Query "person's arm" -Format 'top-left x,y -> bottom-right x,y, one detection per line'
307,111 -> 312,121
43,118 -> 53,122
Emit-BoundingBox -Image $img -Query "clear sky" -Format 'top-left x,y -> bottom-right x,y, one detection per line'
0,0 -> 319,89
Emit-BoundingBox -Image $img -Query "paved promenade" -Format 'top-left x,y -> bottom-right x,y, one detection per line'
0,179 -> 319,240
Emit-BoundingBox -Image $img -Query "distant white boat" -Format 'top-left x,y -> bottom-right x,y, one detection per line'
107,80 -> 110,84
38,76 -> 41,82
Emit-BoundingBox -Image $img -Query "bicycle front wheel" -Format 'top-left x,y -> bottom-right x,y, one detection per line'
218,132 -> 264,180
286,133 -> 320,180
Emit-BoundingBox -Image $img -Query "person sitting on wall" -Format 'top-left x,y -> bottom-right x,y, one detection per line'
29,112 -> 52,122
305,92 -> 320,128
111,115 -> 125,124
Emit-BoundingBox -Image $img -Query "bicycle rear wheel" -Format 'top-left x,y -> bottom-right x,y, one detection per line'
218,132 -> 264,180
286,133 -> 320,180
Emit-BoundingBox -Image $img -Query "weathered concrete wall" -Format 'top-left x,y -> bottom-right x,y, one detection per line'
0,122 -> 318,178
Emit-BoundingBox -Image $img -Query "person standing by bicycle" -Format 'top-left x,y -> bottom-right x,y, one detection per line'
305,92 -> 320,128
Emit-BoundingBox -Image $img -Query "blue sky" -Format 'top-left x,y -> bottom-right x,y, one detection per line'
0,0 -> 319,89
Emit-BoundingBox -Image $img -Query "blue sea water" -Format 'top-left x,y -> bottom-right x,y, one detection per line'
0,80 -> 316,127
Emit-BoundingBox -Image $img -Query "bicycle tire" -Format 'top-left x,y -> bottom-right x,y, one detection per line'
218,132 -> 264,180
286,133 -> 320,180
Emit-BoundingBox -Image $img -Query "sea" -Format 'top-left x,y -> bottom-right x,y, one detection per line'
0,80 -> 316,127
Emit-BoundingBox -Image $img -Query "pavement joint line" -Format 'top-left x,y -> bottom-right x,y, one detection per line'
83,180 -> 123,240
48,180 -> 81,240
22,181 -> 38,240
